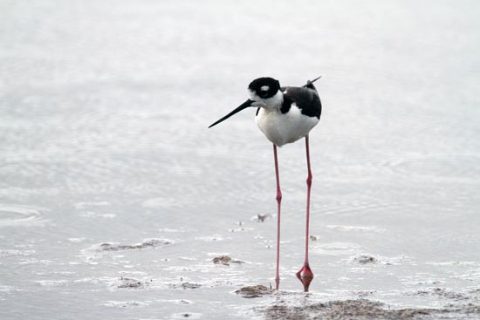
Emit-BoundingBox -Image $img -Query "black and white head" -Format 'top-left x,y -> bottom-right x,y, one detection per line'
248,77 -> 281,102
209,77 -> 283,128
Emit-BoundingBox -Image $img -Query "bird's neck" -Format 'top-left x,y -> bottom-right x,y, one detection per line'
262,91 -> 284,111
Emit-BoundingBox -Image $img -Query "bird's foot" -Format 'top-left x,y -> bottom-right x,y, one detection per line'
296,263 -> 313,292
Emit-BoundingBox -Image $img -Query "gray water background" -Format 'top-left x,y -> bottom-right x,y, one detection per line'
1,0 -> 479,319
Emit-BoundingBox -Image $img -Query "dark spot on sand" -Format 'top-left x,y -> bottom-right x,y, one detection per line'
310,235 -> 318,241
354,255 -> 377,264
235,285 -> 272,298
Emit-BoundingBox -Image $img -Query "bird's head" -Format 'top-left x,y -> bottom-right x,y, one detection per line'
209,77 -> 282,128
248,77 -> 282,105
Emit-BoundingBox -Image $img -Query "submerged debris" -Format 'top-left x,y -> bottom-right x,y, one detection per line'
353,255 -> 378,264
117,277 -> 145,289
253,214 -> 271,222
212,256 -> 245,266
169,282 -> 202,290
212,255 -> 244,266
97,238 -> 172,251
235,285 -> 272,298
182,282 -> 201,289
213,255 -> 232,265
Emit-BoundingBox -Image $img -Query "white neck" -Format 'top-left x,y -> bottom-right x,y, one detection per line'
251,91 -> 283,110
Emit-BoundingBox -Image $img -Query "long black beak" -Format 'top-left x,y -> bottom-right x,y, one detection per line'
208,99 -> 254,128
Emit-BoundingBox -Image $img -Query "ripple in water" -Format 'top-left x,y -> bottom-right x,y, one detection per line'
0,204 -> 46,227
383,154 -> 480,179
314,242 -> 363,256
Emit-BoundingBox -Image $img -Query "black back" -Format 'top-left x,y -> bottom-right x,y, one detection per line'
281,86 -> 321,119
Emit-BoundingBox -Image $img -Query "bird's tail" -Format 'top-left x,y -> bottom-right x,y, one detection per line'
304,76 -> 322,90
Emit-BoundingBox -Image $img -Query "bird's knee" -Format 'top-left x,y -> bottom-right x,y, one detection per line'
276,191 -> 282,202
306,173 -> 313,186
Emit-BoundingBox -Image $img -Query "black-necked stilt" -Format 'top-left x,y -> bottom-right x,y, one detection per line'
209,76 -> 322,292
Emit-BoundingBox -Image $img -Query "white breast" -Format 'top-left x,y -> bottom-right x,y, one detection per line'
255,104 -> 319,147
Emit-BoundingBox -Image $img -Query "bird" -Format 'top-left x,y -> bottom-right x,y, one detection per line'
208,76 -> 322,292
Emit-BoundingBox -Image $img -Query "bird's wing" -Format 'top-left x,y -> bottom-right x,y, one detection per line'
281,87 -> 322,119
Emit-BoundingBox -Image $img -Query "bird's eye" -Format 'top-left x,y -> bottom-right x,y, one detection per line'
260,85 -> 269,91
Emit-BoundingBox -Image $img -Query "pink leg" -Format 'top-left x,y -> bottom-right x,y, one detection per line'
296,135 -> 314,292
273,144 -> 282,290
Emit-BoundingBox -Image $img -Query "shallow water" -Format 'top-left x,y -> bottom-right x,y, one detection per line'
1,0 -> 480,319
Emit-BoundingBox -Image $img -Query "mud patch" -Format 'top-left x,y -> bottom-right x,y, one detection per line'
235,285 -> 272,298
264,299 -> 480,320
